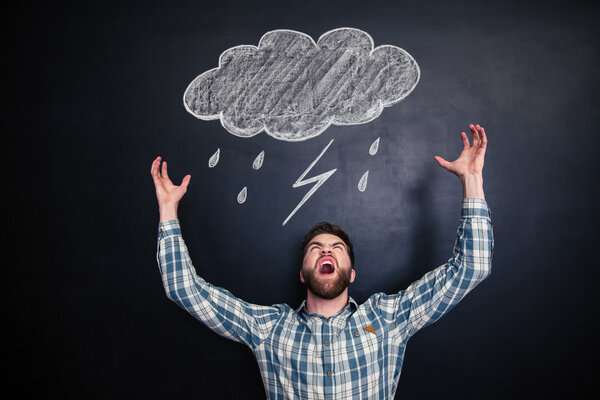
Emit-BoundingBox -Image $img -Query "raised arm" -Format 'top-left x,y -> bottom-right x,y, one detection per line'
150,156 -> 282,348
375,124 -> 493,339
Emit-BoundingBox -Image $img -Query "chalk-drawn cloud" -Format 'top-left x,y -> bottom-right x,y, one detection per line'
184,28 -> 420,141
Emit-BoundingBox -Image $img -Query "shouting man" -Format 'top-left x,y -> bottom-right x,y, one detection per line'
151,124 -> 493,399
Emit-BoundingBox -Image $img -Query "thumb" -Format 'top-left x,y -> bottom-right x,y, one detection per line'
434,156 -> 451,170
181,174 -> 191,191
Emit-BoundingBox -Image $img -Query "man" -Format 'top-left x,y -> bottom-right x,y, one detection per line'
151,124 -> 493,399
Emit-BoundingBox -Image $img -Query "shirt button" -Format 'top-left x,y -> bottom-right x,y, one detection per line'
326,318 -> 330,322
327,371 -> 332,377
355,331 -> 360,337
325,341 -> 330,346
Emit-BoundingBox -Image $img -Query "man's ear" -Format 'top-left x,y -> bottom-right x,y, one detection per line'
300,269 -> 305,283
350,268 -> 356,283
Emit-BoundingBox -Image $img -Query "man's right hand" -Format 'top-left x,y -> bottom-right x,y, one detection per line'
150,156 -> 191,221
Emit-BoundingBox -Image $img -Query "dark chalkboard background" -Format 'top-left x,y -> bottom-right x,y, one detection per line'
8,0 -> 599,398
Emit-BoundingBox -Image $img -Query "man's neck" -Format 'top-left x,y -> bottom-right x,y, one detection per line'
305,289 -> 349,319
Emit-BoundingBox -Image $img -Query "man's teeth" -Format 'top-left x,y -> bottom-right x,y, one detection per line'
319,260 -> 334,273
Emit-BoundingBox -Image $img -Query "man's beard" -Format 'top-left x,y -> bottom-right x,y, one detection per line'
302,266 -> 353,300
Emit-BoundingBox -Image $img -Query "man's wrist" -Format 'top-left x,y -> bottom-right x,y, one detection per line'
159,202 -> 179,222
461,174 -> 485,199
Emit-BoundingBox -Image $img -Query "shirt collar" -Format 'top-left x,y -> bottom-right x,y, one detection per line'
295,297 -> 358,323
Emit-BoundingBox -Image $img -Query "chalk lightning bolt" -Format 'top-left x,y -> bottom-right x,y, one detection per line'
282,139 -> 337,226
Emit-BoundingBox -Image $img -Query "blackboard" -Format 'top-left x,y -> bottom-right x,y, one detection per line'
8,0 -> 599,398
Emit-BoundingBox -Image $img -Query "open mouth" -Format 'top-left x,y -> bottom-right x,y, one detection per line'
318,257 -> 336,275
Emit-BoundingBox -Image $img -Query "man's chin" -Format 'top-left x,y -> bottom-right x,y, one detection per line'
305,279 -> 348,300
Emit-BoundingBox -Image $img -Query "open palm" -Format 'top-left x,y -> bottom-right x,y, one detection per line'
150,156 -> 191,206
434,124 -> 487,178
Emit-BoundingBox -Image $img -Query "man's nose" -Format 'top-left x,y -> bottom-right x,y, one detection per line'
320,247 -> 332,254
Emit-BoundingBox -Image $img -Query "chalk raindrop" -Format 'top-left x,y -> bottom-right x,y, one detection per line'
237,186 -> 248,204
208,148 -> 220,168
369,138 -> 380,155
252,150 -> 265,170
358,170 -> 369,192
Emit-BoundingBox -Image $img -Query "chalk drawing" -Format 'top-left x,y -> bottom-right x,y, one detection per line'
282,139 -> 336,226
208,148 -> 220,168
184,28 -> 420,141
252,150 -> 265,170
369,138 -> 380,155
358,170 -> 369,192
237,187 -> 247,204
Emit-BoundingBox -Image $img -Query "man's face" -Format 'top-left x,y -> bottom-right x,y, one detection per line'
300,233 -> 355,300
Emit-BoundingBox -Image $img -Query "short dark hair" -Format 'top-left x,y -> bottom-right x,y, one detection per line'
302,222 -> 355,267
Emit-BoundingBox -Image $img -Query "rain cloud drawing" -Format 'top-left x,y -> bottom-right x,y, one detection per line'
184,28 -> 420,142
186,28 -> 420,224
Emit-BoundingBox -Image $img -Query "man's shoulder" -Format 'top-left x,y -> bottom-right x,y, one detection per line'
348,292 -> 392,314
352,291 -> 408,317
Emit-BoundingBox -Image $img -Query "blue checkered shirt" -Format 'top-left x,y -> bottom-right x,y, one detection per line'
156,198 -> 493,399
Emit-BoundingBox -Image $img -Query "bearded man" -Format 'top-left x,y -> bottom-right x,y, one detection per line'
151,124 -> 493,399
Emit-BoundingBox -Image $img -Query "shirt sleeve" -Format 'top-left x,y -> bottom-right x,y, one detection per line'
375,198 -> 494,339
156,220 -> 283,349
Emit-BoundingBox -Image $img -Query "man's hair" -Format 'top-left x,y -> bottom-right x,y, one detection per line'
302,222 -> 355,267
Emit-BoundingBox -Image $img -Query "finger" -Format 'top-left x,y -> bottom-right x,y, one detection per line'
151,170 -> 165,194
434,156 -> 451,170
461,131 -> 470,149
470,124 -> 480,147
479,125 -> 488,148
150,156 -> 160,174
476,124 -> 485,137
162,161 -> 171,181
150,157 -> 162,181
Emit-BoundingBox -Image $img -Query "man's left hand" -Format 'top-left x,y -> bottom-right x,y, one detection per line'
434,124 -> 487,199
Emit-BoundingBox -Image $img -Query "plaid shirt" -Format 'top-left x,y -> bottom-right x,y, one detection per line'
156,198 -> 493,399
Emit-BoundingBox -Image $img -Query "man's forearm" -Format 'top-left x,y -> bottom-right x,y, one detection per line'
461,173 -> 485,199
159,203 -> 179,222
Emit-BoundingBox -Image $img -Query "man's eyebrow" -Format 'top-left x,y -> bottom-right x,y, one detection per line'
307,241 -> 346,248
